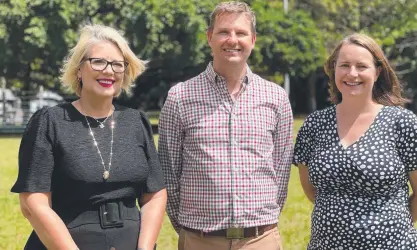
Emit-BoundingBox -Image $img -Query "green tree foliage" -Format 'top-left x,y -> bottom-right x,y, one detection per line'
1,0 -> 417,111
294,0 -> 417,111
0,0 -> 82,91
250,1 -> 326,80
0,0 -> 216,108
120,0 -> 216,108
294,0 -> 417,69
293,0 -> 360,49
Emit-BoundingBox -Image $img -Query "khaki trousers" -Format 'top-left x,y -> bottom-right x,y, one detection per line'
178,227 -> 283,250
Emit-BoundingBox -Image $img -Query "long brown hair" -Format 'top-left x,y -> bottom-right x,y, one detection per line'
324,33 -> 407,106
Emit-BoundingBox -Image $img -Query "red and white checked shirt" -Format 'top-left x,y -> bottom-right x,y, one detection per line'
158,62 -> 293,233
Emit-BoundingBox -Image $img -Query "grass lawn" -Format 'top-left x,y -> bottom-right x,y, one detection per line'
0,119 -> 310,249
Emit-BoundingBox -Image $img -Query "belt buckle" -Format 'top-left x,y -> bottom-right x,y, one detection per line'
226,228 -> 244,239
99,201 -> 125,229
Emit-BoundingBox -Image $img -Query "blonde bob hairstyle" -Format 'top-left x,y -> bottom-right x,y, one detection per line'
60,24 -> 146,97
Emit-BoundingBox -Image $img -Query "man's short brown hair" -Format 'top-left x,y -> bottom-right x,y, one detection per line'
208,1 -> 256,33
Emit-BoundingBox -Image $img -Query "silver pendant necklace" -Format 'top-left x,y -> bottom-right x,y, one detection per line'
84,108 -> 115,180
94,115 -> 110,128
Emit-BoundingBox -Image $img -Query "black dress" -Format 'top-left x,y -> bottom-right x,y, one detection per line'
293,105 -> 417,250
11,103 -> 165,249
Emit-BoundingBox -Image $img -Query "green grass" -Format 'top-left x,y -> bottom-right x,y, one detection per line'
1,120 -> 311,249
147,111 -> 160,126
149,118 -> 159,126
0,138 -> 29,249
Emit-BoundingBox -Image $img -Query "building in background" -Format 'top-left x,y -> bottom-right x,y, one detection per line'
0,87 -> 64,132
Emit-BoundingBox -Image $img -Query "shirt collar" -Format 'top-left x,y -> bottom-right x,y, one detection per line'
204,62 -> 253,86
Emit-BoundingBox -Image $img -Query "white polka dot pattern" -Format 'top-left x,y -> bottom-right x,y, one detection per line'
293,105 -> 417,250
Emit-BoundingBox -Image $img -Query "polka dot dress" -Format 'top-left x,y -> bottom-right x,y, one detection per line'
293,105 -> 417,250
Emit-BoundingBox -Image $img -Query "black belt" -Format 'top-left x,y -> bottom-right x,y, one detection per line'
61,199 -> 140,229
183,223 -> 277,239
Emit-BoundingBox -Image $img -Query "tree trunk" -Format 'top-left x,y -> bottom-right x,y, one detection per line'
307,71 -> 317,113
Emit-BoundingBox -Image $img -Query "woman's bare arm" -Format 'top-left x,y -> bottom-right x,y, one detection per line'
408,171 -> 417,222
19,192 -> 78,249
137,188 -> 167,250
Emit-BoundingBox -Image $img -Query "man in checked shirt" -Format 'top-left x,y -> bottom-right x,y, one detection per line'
158,2 -> 293,249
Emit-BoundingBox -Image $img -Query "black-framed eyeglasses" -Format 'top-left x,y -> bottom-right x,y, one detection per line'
86,58 -> 128,73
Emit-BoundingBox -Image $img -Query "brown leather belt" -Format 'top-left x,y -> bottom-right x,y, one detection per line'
183,223 -> 277,239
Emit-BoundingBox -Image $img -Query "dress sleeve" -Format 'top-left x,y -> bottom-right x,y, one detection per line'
292,113 -> 316,167
11,107 -> 55,193
396,108 -> 417,172
139,111 -> 166,193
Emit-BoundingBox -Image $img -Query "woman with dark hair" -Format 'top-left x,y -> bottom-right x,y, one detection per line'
293,33 -> 417,249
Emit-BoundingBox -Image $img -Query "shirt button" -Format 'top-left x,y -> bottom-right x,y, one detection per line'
232,140 -> 238,146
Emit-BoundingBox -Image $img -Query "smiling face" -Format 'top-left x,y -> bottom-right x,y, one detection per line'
77,41 -> 125,98
207,12 -> 256,68
335,44 -> 380,102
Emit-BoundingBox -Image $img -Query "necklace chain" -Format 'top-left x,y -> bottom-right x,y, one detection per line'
90,107 -> 113,128
94,115 -> 110,128
83,107 -> 115,180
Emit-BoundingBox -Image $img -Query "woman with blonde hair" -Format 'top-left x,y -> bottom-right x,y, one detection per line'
12,24 -> 167,250
293,33 -> 417,249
